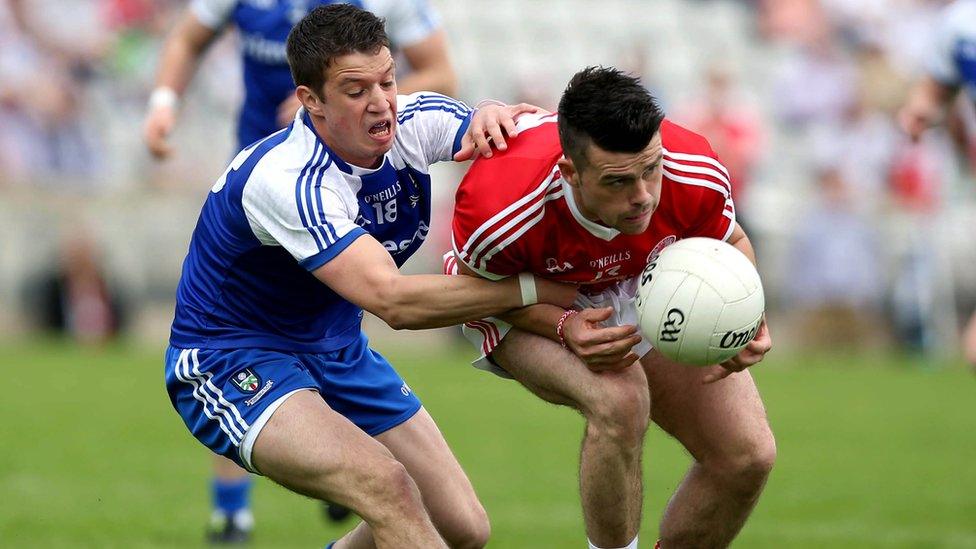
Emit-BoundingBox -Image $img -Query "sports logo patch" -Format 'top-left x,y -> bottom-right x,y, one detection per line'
232,368 -> 261,393
647,235 -> 677,263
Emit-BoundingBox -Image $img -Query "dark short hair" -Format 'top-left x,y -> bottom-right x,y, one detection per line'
557,67 -> 664,167
286,4 -> 390,93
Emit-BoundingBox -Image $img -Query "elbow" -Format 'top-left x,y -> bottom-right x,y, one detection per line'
372,282 -> 414,330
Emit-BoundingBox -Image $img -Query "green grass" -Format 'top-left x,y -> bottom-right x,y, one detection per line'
1,338 -> 975,547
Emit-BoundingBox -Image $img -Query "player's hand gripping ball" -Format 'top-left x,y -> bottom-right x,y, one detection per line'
636,237 -> 765,366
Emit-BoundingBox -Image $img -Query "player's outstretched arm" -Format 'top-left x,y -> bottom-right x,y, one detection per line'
453,103 -> 548,161
455,261 -> 641,372
313,236 -> 577,330
143,10 -> 219,160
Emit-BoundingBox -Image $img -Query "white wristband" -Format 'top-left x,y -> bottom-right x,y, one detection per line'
518,272 -> 537,306
148,87 -> 179,110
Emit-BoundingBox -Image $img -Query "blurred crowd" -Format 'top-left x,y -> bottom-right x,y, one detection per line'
1,0 -> 974,361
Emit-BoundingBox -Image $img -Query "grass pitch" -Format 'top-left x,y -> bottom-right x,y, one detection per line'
1,338 -> 974,548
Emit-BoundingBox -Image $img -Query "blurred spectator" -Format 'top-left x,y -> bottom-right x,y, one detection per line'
786,167 -> 886,349
671,61 -> 764,227
25,230 -> 126,345
0,0 -> 107,186
772,32 -> 858,130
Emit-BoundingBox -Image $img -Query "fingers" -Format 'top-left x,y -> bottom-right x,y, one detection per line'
702,366 -> 733,384
578,306 -> 614,322
144,109 -> 174,160
511,102 -> 547,116
453,133 -> 475,162
484,117 -> 508,152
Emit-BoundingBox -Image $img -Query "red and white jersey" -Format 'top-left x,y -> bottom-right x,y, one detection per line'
451,114 -> 736,294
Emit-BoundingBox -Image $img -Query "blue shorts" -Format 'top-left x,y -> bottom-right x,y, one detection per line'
164,332 -> 421,473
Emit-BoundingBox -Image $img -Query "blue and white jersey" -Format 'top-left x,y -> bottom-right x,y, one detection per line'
170,92 -> 472,353
927,0 -> 976,101
191,0 -> 442,150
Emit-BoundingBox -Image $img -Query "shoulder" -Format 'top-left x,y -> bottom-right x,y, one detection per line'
238,123 -> 335,209
363,0 -> 441,46
457,117 -> 562,206
396,92 -> 470,123
660,119 -> 731,200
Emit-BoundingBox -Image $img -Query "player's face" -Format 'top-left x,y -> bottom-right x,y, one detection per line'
318,47 -> 397,168
567,132 -> 664,235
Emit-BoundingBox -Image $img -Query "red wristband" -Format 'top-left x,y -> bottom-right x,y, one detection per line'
555,309 -> 578,349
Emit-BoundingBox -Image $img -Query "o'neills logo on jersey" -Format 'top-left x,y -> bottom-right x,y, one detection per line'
647,235 -> 677,263
589,251 -> 631,269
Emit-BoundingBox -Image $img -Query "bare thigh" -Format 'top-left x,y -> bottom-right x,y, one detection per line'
250,389 -> 401,511
377,408 -> 487,540
641,352 -> 773,462
492,329 -> 648,411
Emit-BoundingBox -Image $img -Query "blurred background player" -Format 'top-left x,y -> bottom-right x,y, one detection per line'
141,0 -> 458,543
144,0 -> 456,158
447,67 -> 774,549
899,0 -> 976,369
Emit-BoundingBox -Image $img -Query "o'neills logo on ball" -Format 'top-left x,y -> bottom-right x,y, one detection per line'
647,235 -> 677,263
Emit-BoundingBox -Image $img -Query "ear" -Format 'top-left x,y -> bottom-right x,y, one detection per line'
296,85 -> 324,117
557,156 -> 579,187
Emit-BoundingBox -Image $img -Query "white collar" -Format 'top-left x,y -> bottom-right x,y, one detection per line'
560,176 -> 620,241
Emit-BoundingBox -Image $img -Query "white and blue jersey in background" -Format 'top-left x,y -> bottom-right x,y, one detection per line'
927,0 -> 976,100
166,92 -> 471,470
191,0 -> 442,150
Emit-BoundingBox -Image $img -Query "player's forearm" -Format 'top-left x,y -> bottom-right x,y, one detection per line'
374,274 -> 525,330
496,304 -> 567,342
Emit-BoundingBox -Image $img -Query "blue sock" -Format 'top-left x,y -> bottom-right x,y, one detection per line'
213,476 -> 252,515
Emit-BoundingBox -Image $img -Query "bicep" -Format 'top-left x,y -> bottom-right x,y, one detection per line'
726,223 -> 756,264
175,9 -> 221,52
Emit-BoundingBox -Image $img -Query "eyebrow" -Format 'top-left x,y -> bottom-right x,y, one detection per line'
337,63 -> 395,86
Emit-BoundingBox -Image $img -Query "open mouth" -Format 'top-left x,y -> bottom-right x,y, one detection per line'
368,120 -> 391,138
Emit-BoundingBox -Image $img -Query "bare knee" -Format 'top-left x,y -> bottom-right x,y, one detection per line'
582,373 -> 651,449
438,502 -> 491,549
703,431 -> 777,495
352,459 -> 427,524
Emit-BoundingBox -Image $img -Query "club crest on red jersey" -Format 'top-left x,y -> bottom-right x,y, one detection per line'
647,235 -> 677,263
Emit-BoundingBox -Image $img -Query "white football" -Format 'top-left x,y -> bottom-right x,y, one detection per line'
636,237 -> 764,366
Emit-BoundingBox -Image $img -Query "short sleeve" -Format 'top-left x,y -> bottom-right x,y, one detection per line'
664,148 -> 736,242
452,157 -> 559,279
395,92 -> 473,166
242,167 -> 367,272
367,0 -> 441,48
190,0 -> 236,30
926,8 -> 962,86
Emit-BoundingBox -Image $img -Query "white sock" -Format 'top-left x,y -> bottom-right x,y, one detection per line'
587,535 -> 638,549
